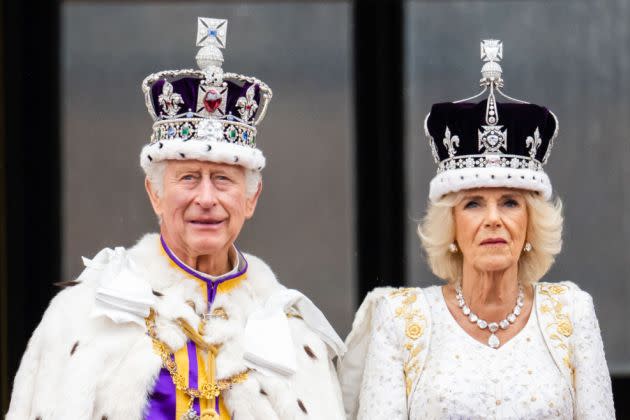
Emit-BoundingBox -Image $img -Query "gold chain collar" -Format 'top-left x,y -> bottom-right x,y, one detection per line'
145,309 -> 249,402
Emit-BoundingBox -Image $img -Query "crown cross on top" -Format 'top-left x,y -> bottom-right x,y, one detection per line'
481,39 -> 502,62
196,17 -> 228,48
480,39 -> 504,88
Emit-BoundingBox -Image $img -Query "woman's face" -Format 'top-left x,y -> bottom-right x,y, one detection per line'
453,188 -> 528,274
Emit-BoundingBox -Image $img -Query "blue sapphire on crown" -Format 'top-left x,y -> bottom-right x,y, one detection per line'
196,17 -> 228,49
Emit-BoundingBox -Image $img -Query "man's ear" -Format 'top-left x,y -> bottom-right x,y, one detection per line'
145,177 -> 162,217
244,180 -> 263,219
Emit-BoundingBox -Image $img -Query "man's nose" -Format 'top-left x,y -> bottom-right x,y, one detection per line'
195,178 -> 217,208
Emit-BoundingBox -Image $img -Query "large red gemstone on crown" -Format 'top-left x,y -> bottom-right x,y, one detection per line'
203,89 -> 222,113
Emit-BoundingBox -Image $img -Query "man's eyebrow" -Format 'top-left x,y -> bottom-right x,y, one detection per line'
173,167 -> 200,175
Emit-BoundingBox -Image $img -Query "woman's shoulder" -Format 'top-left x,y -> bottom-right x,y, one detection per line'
346,286 -> 435,342
535,280 -> 594,306
340,285 -> 434,409
359,285 -> 440,316
362,284 -> 440,303
535,280 -> 598,327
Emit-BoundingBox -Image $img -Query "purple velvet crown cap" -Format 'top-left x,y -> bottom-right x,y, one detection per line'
148,78 -> 262,124
426,100 -> 558,164
424,99 -> 559,202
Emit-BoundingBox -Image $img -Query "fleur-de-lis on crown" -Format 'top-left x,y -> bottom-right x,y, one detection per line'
158,81 -> 184,117
526,127 -> 542,159
236,84 -> 259,121
443,126 -> 460,158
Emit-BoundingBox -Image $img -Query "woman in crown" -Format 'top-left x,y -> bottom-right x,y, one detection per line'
338,41 -> 614,419
6,18 -> 346,420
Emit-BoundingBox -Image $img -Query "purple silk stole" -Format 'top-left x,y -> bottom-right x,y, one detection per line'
144,237 -> 248,419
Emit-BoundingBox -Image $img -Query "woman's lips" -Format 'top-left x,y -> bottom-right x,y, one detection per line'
480,238 -> 507,245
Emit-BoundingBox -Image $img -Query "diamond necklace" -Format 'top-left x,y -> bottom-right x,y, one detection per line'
455,283 -> 524,348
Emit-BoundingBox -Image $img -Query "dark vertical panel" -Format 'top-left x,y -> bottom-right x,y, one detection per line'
2,0 -> 60,408
354,0 -> 406,302
0,0 -> 7,410
613,376 -> 629,417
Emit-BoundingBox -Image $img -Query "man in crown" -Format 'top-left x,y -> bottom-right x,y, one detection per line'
6,18 -> 346,420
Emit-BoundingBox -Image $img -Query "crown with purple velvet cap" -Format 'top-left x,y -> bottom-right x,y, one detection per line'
140,17 -> 272,173
424,40 -> 558,202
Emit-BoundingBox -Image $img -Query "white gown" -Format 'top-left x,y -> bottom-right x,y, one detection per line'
339,282 -> 615,420
411,286 -> 573,419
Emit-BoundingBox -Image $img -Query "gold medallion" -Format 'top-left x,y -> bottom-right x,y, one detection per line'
200,408 -> 220,420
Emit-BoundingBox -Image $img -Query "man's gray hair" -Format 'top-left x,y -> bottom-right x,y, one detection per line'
146,161 -> 261,198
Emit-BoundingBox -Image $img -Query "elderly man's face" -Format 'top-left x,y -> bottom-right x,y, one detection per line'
453,188 -> 528,274
146,160 -> 260,259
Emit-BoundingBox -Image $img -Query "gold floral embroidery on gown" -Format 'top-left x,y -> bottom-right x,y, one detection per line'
538,283 -> 575,384
390,288 -> 428,396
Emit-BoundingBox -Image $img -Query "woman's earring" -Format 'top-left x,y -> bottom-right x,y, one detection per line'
523,242 -> 532,252
449,243 -> 459,253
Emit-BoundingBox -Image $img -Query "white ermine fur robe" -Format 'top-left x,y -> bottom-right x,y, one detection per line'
6,234 -> 345,420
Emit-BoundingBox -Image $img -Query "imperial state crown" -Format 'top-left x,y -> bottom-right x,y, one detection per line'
140,17 -> 273,173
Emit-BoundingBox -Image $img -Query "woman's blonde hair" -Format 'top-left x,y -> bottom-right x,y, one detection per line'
418,190 -> 563,284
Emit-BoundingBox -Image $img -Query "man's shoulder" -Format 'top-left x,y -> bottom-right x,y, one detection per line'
46,280 -> 96,316
240,251 -> 284,298
28,237 -> 159,340
125,233 -> 161,260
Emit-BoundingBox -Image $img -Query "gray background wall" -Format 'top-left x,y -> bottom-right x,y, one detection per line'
61,3 -> 355,336
405,0 -> 630,373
